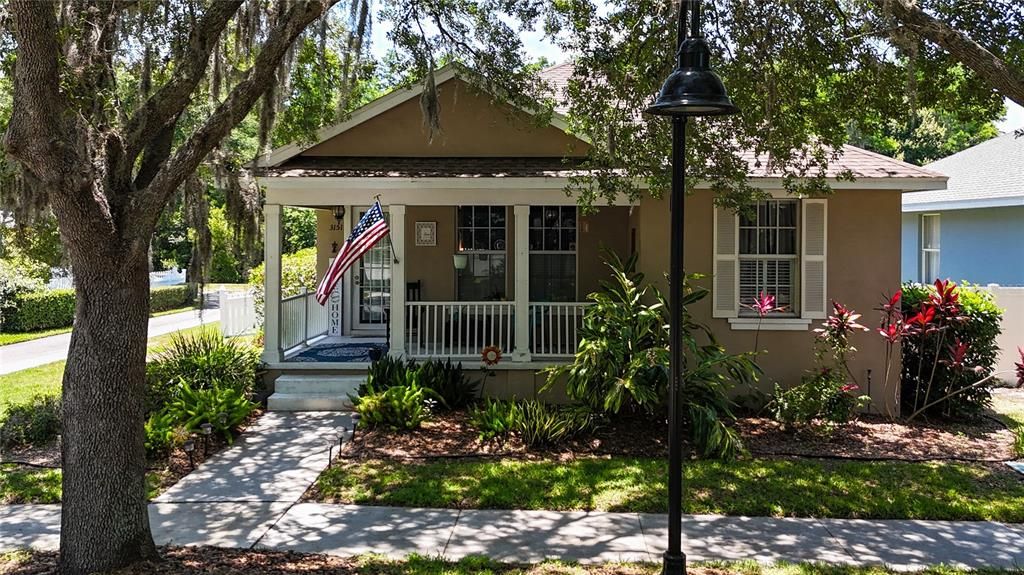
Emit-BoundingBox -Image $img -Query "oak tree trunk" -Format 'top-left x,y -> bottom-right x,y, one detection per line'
57,221 -> 158,574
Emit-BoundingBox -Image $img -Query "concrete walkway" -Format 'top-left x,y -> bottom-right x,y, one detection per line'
3,504 -> 1023,569
0,308 -> 220,375
4,411 -> 1023,569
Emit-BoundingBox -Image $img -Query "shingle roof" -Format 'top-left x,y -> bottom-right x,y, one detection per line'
903,132 -> 1024,210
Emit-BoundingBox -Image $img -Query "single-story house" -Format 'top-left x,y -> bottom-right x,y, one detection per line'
902,132 -> 1024,285
256,64 -> 946,415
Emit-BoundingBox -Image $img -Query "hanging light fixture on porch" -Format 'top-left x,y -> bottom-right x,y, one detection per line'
333,205 -> 346,223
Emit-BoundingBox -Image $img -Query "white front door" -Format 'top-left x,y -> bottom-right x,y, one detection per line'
349,206 -> 391,333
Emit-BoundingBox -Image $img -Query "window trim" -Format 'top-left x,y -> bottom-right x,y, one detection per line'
528,205 -> 579,302
456,206 -> 508,301
736,198 -> 801,318
920,213 -> 940,283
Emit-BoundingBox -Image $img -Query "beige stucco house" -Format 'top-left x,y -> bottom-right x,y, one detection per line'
256,64 -> 946,414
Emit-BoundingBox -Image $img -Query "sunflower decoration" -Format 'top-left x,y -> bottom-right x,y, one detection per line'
481,345 -> 502,366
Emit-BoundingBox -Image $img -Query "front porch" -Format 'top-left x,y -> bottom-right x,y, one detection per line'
260,199 -> 614,370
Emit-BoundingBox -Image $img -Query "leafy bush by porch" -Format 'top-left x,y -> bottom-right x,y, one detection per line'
543,252 -> 759,459
900,281 -> 1002,418
248,246 -> 317,324
0,395 -> 61,450
315,457 -> 1024,522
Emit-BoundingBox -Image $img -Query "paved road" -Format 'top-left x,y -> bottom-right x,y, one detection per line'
0,308 -> 220,375
3,412 -> 1024,568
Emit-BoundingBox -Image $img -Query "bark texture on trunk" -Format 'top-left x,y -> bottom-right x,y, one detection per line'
58,231 -> 157,574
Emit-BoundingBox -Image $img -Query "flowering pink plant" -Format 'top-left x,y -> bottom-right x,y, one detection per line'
877,321 -> 909,344
745,291 -> 787,318
815,301 -> 870,341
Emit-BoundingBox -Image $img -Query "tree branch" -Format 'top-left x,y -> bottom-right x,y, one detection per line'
880,0 -> 1024,108
120,1 -> 242,169
132,0 -> 340,234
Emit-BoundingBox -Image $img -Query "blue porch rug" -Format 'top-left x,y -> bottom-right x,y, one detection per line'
288,342 -> 387,363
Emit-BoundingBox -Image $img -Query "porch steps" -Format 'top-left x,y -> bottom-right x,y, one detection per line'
267,374 -> 364,411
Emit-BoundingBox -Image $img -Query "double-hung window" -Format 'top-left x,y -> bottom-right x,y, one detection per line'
920,214 -> 940,282
714,197 -> 828,323
456,206 -> 507,301
738,200 -> 799,315
528,206 -> 577,302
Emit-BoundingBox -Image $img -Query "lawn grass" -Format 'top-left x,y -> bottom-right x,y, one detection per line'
1,550 -> 1018,575
0,321 -> 221,416
0,304 -> 201,347
990,391 -> 1024,457
0,464 -> 61,504
316,457 -> 1024,522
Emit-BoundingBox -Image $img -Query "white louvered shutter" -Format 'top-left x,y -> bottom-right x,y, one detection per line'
713,206 -> 739,318
801,199 -> 828,319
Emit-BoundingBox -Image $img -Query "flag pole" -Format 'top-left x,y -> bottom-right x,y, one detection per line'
375,195 -> 400,264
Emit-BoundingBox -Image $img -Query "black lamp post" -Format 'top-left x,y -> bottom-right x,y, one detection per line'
645,2 -> 738,575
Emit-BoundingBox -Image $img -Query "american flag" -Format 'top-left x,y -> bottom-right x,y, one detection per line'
315,201 -> 390,305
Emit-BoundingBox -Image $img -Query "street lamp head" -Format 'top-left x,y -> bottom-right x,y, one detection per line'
646,37 -> 738,118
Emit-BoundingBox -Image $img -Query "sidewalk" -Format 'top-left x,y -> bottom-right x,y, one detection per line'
0,308 -> 220,375
4,411 -> 1022,569
3,503 -> 1023,569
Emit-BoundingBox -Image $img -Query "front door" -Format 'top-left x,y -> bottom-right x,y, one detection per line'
350,206 -> 391,333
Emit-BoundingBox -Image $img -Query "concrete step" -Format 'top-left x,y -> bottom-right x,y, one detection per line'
267,392 -> 354,412
275,374 -> 364,395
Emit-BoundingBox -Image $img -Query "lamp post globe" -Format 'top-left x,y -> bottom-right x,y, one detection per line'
643,2 -> 738,575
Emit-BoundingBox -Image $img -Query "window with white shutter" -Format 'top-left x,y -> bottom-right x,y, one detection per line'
800,199 -> 828,319
713,197 -> 828,325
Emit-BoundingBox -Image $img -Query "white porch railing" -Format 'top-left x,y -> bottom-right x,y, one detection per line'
281,288 -> 330,351
220,290 -> 259,337
405,302 -> 515,359
530,302 -> 592,357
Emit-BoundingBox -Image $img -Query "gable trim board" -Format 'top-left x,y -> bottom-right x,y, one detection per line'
903,195 -> 1024,213
259,66 -> 580,168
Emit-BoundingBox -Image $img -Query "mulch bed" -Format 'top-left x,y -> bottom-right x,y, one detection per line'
342,408 -> 1017,463
0,410 -> 265,503
0,546 -> 703,575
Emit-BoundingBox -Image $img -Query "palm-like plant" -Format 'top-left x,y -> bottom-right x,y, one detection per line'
544,251 -> 759,459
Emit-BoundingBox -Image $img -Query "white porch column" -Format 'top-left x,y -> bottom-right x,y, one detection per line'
389,204 -> 407,357
513,205 -> 531,362
262,203 -> 283,364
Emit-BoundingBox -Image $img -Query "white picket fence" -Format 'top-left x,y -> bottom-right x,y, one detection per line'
987,284 -> 1024,384
220,290 -> 259,337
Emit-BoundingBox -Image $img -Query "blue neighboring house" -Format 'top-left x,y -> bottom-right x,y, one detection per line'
902,132 -> 1024,286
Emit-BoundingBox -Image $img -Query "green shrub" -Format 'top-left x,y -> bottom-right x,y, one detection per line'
4,289 -> 75,332
0,395 -> 61,450
517,400 -> 597,448
900,281 -> 1002,418
249,247 -> 317,323
467,398 -> 598,448
351,381 -> 438,431
544,252 -> 758,459
415,359 -> 478,409
150,285 -> 192,313
0,259 -> 45,330
362,357 -> 478,409
154,378 -> 257,443
146,329 -> 261,412
770,368 -> 869,430
468,398 -> 523,442
143,410 -> 189,458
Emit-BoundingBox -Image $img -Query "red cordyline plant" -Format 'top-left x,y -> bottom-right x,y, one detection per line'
1016,347 -> 1024,389
881,279 -> 1003,420
812,300 -> 870,390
